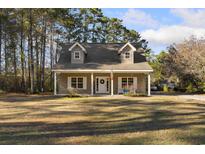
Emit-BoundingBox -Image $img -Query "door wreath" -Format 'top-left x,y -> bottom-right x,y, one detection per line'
100,79 -> 105,84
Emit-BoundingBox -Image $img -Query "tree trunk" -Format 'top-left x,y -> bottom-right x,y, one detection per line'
35,35 -> 40,92
4,26 -> 8,76
50,23 -> 54,91
29,9 -> 34,93
27,35 -> 31,93
39,34 -> 43,92
20,10 -> 26,92
41,17 -> 46,92
13,44 -> 17,92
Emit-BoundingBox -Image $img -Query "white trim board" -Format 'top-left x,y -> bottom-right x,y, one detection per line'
67,76 -> 87,90
69,42 -> 87,54
52,69 -> 153,73
118,76 -> 137,94
118,42 -> 136,54
74,51 -> 80,59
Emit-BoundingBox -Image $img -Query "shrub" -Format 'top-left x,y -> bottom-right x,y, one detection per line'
67,88 -> 81,97
0,89 -> 6,94
124,92 -> 147,97
199,82 -> 205,92
163,84 -> 169,92
186,83 -> 197,93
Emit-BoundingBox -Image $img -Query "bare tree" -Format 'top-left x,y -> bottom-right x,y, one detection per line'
166,36 -> 205,87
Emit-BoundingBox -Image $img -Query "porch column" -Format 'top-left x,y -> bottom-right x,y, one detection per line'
54,72 -> 57,95
148,73 -> 151,96
91,72 -> 94,95
111,71 -> 114,96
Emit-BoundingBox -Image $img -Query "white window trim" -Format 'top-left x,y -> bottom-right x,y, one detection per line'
121,77 -> 134,88
68,76 -> 87,90
52,69 -> 153,73
74,51 -> 80,59
118,77 -> 137,93
69,42 -> 87,53
125,52 -> 130,58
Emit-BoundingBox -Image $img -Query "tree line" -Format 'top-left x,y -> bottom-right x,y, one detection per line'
0,8 -> 149,93
150,36 -> 205,93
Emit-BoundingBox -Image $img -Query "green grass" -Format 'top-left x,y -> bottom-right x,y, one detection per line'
0,94 -> 205,144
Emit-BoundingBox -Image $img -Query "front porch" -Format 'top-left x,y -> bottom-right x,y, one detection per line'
54,71 -> 151,96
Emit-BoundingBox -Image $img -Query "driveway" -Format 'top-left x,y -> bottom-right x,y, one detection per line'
179,95 -> 205,101
152,92 -> 205,101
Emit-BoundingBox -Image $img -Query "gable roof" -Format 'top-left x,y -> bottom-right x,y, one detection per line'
53,43 -> 153,71
68,42 -> 87,54
118,42 -> 136,54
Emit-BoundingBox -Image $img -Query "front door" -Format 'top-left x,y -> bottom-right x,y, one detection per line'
96,77 -> 109,94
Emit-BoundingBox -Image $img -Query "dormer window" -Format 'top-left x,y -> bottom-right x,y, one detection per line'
74,51 -> 80,59
118,42 -> 136,64
125,52 -> 130,58
69,42 -> 87,64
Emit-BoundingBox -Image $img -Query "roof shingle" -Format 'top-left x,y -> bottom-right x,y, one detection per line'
53,43 -> 153,71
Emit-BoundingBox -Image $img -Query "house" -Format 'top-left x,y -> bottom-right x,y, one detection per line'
52,42 -> 153,96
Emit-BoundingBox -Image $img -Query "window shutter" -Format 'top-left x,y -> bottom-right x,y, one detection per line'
67,77 -> 71,89
83,77 -> 87,90
118,77 -> 122,93
134,77 -> 138,91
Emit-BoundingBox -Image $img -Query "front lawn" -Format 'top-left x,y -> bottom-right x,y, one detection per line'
0,94 -> 205,144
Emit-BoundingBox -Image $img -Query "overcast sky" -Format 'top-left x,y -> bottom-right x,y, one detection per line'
102,8 -> 205,54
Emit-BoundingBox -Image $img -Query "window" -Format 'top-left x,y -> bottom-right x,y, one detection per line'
106,78 -> 109,92
74,51 -> 80,59
96,78 -> 99,91
128,78 -> 133,88
122,78 -> 127,89
77,78 -> 83,88
125,52 -> 130,58
121,77 -> 133,89
71,77 -> 84,89
71,78 -> 77,88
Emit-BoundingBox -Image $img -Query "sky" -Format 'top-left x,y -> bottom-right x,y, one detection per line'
102,8 -> 205,54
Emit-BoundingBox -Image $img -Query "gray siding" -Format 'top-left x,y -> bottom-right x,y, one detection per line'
70,46 -> 85,64
113,73 -> 146,94
120,45 -> 134,64
56,72 -> 147,95
57,73 -> 91,95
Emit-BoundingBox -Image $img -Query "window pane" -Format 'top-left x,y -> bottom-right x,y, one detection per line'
75,52 -> 80,59
122,78 -> 127,89
125,52 -> 130,58
96,78 -> 99,91
78,78 -> 83,88
71,78 -> 76,88
106,78 -> 109,92
78,83 -> 83,88
128,78 -> 133,85
78,78 -> 83,82
128,78 -> 133,88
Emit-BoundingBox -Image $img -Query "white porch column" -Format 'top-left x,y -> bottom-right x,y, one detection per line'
111,71 -> 114,96
54,72 -> 57,95
91,72 -> 94,95
148,73 -> 151,96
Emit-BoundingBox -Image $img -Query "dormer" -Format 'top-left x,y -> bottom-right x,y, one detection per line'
118,42 -> 136,64
69,42 -> 87,64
